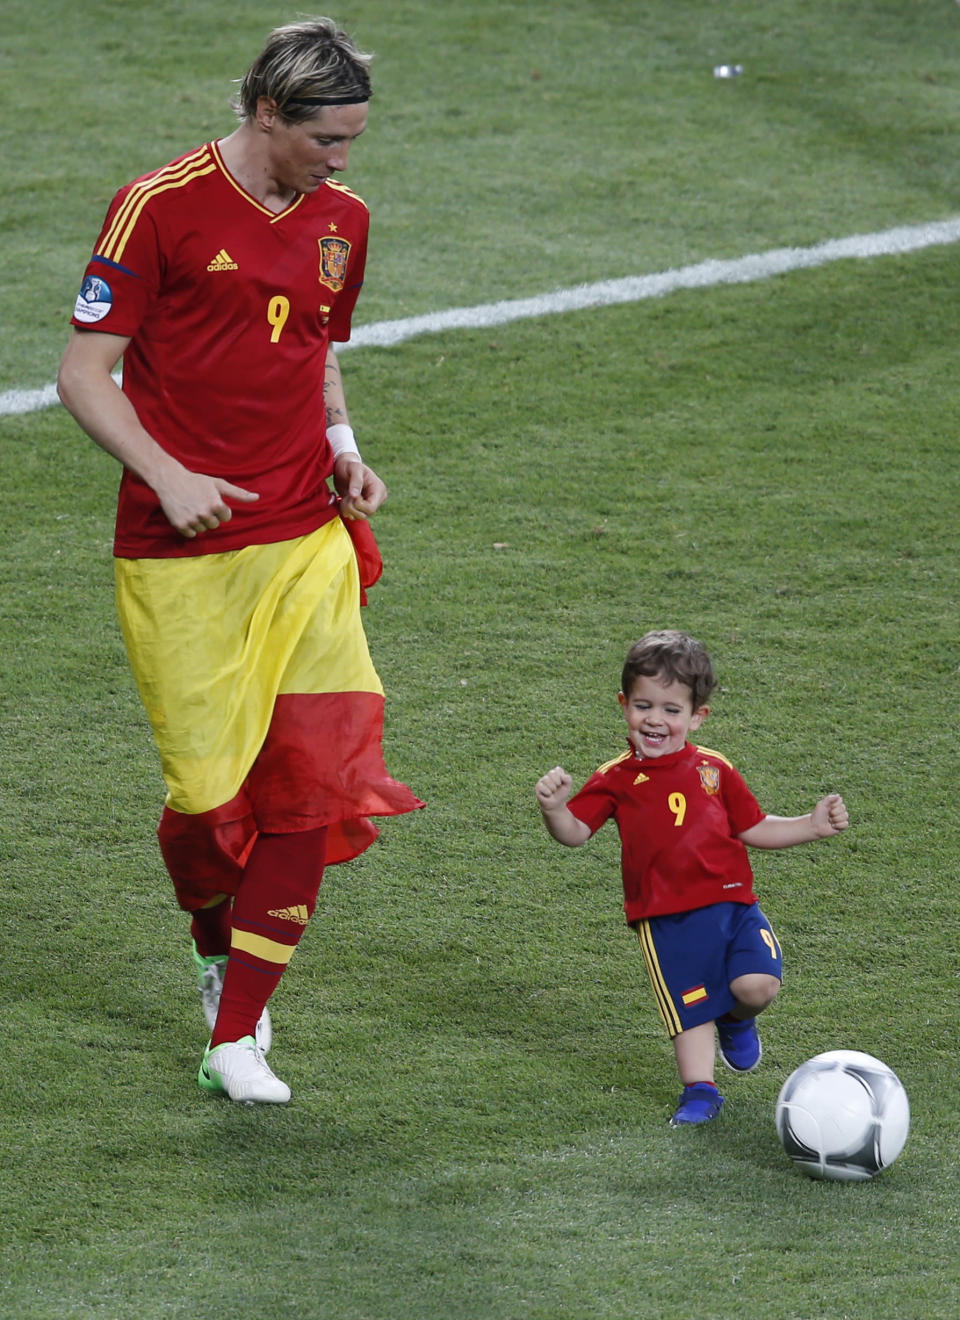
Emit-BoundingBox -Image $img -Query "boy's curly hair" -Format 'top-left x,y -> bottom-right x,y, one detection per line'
620,630 -> 716,710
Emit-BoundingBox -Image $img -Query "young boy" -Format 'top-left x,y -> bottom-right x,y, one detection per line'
535,630 -> 849,1127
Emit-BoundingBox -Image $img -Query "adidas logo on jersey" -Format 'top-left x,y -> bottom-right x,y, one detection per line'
267,904 -> 310,926
207,248 -> 239,271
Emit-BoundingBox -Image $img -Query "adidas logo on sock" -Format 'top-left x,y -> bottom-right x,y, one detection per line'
267,904 -> 310,926
207,248 -> 239,271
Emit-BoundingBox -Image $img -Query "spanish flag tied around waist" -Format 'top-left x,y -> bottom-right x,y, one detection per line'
115,518 -> 423,909
338,503 -> 383,605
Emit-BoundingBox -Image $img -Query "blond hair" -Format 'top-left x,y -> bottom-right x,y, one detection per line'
233,17 -> 372,122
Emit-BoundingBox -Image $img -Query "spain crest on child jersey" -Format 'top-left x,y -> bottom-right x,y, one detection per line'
318,235 -> 351,292
697,762 -> 721,795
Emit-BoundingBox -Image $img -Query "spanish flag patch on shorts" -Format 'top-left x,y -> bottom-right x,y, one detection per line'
682,985 -> 709,1007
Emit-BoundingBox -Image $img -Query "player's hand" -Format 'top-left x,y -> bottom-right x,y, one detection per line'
156,469 -> 259,538
335,456 -> 387,520
811,792 -> 849,837
535,766 -> 573,812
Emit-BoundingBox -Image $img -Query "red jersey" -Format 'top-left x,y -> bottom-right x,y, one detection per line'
70,142 -> 369,558
567,741 -> 766,923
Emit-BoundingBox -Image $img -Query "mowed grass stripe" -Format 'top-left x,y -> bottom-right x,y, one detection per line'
5,214 -> 960,418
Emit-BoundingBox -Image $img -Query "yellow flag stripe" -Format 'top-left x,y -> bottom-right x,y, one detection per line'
115,521 -> 381,815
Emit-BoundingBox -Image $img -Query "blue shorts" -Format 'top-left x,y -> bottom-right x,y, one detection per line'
634,902 -> 783,1037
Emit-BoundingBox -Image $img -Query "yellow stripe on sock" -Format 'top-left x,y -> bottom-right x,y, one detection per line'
231,928 -> 297,966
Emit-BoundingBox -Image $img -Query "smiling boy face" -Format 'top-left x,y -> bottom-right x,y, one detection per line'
618,672 -> 709,759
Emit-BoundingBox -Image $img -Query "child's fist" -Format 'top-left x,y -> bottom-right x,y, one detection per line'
535,766 -> 573,812
813,792 -> 849,837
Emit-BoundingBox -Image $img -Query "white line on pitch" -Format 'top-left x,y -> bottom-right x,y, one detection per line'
5,215 -> 960,419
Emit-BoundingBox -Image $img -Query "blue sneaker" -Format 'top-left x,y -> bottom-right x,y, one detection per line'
716,1015 -> 762,1072
670,1083 -> 724,1126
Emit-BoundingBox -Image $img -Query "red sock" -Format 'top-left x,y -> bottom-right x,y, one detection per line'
210,827 -> 327,1048
190,896 -> 233,958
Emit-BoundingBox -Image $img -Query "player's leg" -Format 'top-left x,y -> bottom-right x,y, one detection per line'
717,905 -> 783,1072
190,894 -> 235,1037
670,1023 -> 726,1126
727,971 -> 781,1017
119,531 -> 420,1104
191,894 -> 232,958
117,548 -> 280,1062
197,825 -> 328,1104
158,803 -> 274,1051
673,1021 -> 719,1084
210,825 -> 327,1047
635,912 -> 728,1125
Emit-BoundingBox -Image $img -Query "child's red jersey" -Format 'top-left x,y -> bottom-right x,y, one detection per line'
567,741 -> 766,922
71,142 -> 369,558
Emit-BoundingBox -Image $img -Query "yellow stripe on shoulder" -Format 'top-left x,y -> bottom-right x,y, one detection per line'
595,750 -> 633,776
324,179 -> 368,210
693,744 -> 735,770
99,147 -> 217,262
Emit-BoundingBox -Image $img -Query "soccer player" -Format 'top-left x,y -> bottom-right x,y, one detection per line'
534,630 -> 849,1127
58,17 -> 424,1104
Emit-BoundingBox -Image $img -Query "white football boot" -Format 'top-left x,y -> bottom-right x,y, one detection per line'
197,1036 -> 291,1105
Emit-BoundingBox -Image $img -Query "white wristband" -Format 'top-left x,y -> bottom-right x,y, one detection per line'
327,423 -> 362,464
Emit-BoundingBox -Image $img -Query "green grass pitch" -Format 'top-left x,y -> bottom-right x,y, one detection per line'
2,1 -> 959,1316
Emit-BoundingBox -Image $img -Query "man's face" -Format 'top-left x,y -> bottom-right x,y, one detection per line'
264,101 -> 368,194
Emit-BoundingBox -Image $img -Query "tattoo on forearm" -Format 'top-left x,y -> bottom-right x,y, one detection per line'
324,355 -> 346,427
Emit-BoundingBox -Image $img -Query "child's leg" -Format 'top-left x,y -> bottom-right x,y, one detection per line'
727,972 -> 781,1020
672,1022 -> 718,1085
669,1024 -> 725,1125
717,972 -> 780,1073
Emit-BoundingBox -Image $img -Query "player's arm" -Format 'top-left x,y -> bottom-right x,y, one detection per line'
535,766 -> 593,847
324,344 -> 387,521
739,793 -> 849,849
58,329 -> 258,538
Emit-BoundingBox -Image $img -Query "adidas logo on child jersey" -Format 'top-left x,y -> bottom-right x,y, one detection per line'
207,248 -> 239,271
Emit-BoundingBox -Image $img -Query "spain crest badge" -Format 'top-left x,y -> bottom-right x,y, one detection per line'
318,235 -> 351,292
697,763 -> 721,795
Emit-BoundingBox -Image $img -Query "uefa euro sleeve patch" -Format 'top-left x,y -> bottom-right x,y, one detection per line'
73,274 -> 114,323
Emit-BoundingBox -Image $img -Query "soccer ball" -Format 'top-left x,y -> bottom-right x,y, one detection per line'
775,1050 -> 909,1182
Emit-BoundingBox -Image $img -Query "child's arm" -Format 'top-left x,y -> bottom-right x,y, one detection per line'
739,793 -> 849,849
535,766 -> 593,847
